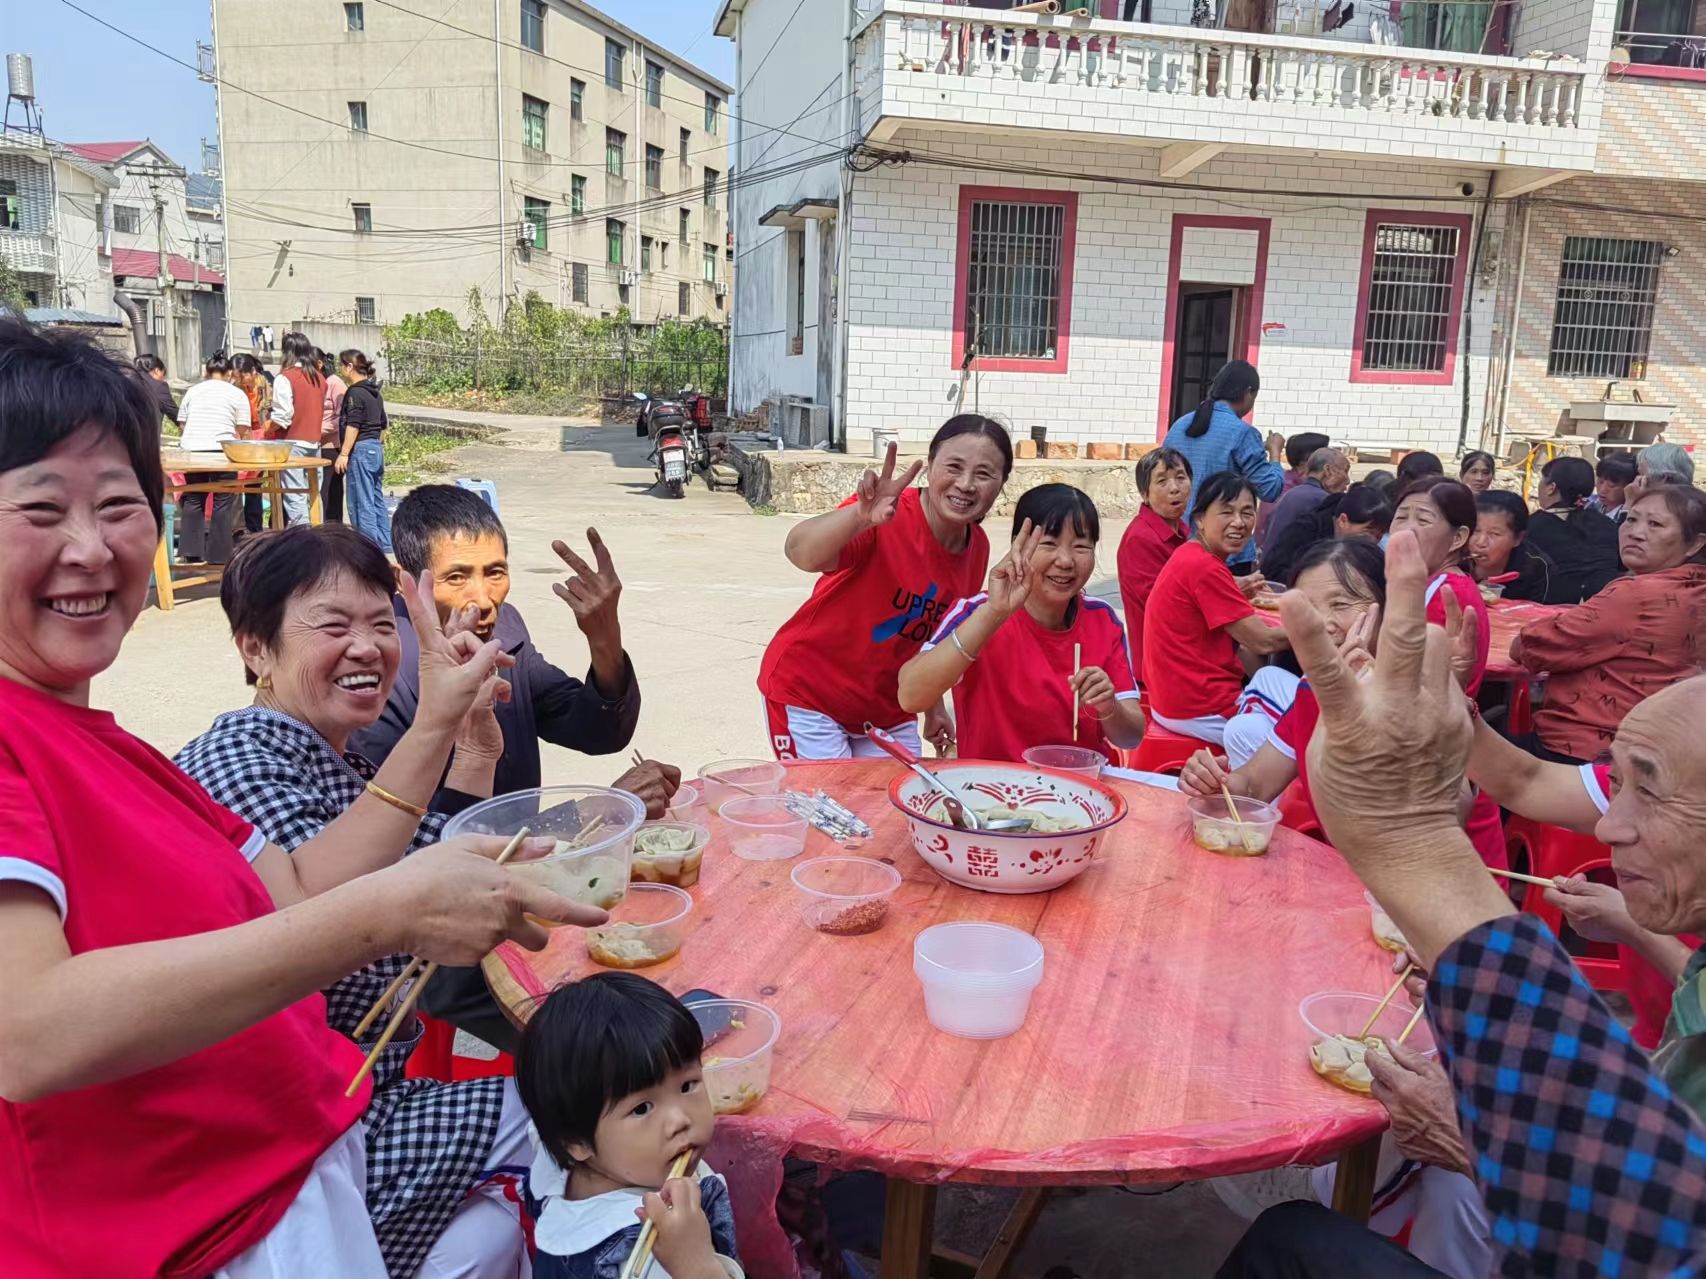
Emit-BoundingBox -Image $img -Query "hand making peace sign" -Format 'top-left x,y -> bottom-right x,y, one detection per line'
400,569 -> 516,739
855,442 -> 924,528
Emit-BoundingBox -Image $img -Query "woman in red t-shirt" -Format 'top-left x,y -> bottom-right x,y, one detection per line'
1142,473 -> 1293,751
759,416 -> 1011,760
898,484 -> 1147,763
0,324 -> 601,1278
1116,446 -> 1193,682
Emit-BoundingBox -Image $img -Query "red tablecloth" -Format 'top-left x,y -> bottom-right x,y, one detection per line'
489,760 -> 1395,1277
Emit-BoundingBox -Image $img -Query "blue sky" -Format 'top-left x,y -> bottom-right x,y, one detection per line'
14,0 -> 734,170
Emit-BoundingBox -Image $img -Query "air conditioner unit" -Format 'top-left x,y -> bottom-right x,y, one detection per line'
714,282 -> 728,298
620,269 -> 637,287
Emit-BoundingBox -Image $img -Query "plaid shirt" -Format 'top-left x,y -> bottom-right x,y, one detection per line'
1431,913 -> 1706,1275
175,707 -> 505,1278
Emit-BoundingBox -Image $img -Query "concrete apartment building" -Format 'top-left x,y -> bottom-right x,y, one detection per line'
0,131 -> 115,320
212,0 -> 734,343
720,0 -> 1706,463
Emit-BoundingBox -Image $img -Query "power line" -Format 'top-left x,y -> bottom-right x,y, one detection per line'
53,0 -> 827,175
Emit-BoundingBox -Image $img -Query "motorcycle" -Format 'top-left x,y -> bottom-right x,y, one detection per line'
680,384 -> 714,471
633,391 -> 691,498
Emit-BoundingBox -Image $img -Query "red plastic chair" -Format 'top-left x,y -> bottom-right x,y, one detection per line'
1504,818 -> 1621,990
1276,780 -> 1323,840
405,1014 -> 516,1082
1121,723 -> 1204,775
1507,679 -> 1534,737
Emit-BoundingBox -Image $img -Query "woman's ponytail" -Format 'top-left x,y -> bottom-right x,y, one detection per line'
1183,359 -> 1260,439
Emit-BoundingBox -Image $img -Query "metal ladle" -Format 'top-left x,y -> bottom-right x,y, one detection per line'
863,724 -> 1033,833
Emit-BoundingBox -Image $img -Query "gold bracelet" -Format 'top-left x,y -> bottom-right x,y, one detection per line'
365,781 -> 428,819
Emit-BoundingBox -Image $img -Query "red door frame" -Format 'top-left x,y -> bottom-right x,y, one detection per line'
1156,214 -> 1272,440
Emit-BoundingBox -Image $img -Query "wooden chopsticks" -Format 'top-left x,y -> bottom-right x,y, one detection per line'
1358,964 -> 1415,1039
346,825 -> 533,1096
618,1147 -> 698,1279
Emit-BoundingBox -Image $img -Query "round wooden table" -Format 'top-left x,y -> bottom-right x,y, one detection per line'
484,761 -> 1399,1279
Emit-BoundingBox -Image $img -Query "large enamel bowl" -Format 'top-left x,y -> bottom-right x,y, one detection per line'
888,761 -> 1128,894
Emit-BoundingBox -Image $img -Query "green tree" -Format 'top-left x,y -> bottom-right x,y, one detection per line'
0,260 -> 30,318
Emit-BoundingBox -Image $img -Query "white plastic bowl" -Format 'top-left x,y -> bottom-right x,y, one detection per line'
691,998 -> 781,1114
1021,744 -> 1107,778
913,922 -> 1045,1039
666,782 -> 710,830
697,758 -> 786,807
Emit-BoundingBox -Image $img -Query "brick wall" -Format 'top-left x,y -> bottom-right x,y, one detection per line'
1491,176 -> 1706,452
1595,78 -> 1706,180
842,129 -> 1502,455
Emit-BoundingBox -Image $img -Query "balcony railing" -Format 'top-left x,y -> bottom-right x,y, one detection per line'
857,2 -> 1590,134
0,231 -> 55,276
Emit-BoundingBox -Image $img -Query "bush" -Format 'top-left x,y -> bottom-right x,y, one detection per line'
383,290 -> 727,403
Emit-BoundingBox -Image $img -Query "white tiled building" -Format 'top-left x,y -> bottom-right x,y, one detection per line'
717,0 -> 1706,460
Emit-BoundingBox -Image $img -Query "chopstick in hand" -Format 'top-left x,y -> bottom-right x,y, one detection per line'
1071,642 -> 1082,744
632,749 -> 645,769
353,956 -> 425,1039
1488,866 -> 1556,888
345,826 -> 533,1097
1396,1001 -> 1428,1047
1357,964 -> 1415,1039
1219,782 -> 1256,856
619,1147 -> 698,1279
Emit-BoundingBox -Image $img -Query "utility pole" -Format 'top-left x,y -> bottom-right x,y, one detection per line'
150,176 -> 177,376
493,0 -> 509,309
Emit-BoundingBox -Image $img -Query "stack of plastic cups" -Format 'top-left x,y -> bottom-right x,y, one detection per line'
913,922 -> 1045,1039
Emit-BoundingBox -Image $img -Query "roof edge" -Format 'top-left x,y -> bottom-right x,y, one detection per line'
565,0 -> 734,94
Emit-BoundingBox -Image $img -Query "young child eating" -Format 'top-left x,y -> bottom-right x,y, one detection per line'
516,973 -> 742,1279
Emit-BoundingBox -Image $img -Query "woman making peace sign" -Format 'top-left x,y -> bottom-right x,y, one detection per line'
759,417 -> 1012,759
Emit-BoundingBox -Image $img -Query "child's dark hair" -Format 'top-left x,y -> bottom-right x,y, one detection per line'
516,973 -> 704,1170
1284,432 -> 1330,470
1012,483 -> 1098,544
1596,450 -> 1638,485
1395,450 -> 1444,489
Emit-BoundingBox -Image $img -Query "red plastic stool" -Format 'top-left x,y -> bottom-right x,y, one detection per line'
1504,818 -> 1621,990
1122,723 -> 1205,775
1276,780 -> 1323,840
405,1014 -> 516,1082
1507,679 -> 1534,737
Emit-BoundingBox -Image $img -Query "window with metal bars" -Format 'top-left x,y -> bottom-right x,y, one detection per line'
1547,236 -> 1662,379
352,203 -> 373,234
521,95 -> 547,152
606,129 -> 625,178
1359,222 -> 1461,374
962,199 -> 1068,363
572,262 -> 589,304
570,79 -> 584,121
679,281 -> 691,315
571,174 -> 585,215
524,196 -> 549,250
356,296 -> 376,324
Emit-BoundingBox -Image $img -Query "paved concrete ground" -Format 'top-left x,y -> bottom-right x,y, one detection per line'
104,408 -> 1260,1275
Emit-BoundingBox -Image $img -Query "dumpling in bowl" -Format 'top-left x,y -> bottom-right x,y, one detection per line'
1309,1034 -> 1393,1095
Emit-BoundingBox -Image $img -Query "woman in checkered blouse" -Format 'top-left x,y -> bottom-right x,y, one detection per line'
176,522 -> 549,1279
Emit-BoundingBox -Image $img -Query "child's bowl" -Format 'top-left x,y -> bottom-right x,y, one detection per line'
697,758 -> 787,806
584,883 -> 693,969
691,999 -> 781,1114
719,795 -> 808,861
913,922 -> 1045,1039
791,857 -> 902,935
1186,793 -> 1280,856
632,821 -> 711,887
443,785 -> 647,914
666,782 -> 710,830
1021,744 -> 1107,778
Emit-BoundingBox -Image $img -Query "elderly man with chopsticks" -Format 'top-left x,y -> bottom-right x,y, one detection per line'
174,522 -> 571,1278
1217,532 -> 1706,1277
0,322 -> 603,1279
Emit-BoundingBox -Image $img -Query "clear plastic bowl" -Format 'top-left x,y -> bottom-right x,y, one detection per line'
585,883 -> 692,969
719,795 -> 808,861
632,821 -> 711,888
1298,990 -> 1436,1058
1186,793 -> 1281,857
913,922 -> 1045,1039
443,786 -> 647,915
791,857 -> 902,935
697,758 -> 787,807
666,782 -> 710,831
1022,744 -> 1107,778
691,998 -> 781,1114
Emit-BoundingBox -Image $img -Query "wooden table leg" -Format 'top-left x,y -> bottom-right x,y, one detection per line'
267,472 -> 285,529
882,1179 -> 938,1279
151,528 -> 175,611
973,1186 -> 1050,1279
1331,1134 -> 1382,1224
308,466 -> 323,527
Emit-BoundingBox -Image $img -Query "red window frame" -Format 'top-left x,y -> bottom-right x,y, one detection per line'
951,185 -> 1078,375
1349,208 -> 1474,387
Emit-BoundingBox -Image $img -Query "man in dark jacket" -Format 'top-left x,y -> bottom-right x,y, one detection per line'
350,483 -> 676,1050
